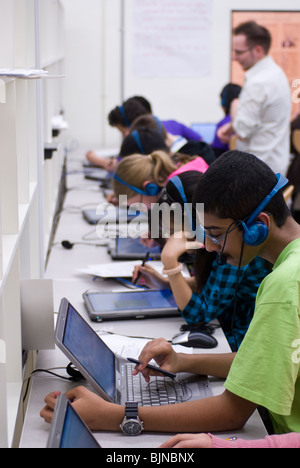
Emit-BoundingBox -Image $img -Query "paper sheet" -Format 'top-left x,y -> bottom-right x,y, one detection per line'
98,332 -> 192,358
80,260 -> 190,278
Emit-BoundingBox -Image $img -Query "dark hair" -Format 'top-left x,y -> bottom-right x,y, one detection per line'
220,83 -> 242,115
233,21 -> 271,54
131,96 -> 152,113
163,171 -> 203,206
178,140 -> 216,166
130,114 -> 168,140
108,97 -> 150,127
192,150 -> 290,227
119,128 -> 169,157
155,170 -> 214,290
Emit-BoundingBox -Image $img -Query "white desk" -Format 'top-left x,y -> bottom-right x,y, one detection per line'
20,148 -> 267,448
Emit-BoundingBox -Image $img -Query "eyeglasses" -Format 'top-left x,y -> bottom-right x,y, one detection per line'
232,48 -> 252,56
199,221 -> 241,248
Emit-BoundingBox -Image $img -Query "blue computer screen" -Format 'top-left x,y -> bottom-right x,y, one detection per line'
60,402 -> 100,448
63,304 -> 115,400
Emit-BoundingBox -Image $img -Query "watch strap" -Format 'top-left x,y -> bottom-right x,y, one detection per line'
125,401 -> 139,419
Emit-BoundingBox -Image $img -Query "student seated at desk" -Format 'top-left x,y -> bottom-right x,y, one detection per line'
133,171 -> 271,350
112,150 -> 208,207
86,96 -> 207,169
129,114 -> 216,166
40,151 -> 300,436
109,95 -> 203,141
210,83 -> 241,158
93,127 -> 170,174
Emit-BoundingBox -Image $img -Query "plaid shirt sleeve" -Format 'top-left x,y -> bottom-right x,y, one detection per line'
182,256 -> 270,326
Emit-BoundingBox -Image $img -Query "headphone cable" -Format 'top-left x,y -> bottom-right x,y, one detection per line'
230,240 -> 245,352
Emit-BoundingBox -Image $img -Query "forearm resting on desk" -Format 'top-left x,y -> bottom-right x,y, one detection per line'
139,390 -> 256,433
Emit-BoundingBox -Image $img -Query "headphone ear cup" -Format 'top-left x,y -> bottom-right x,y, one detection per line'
144,183 -> 161,196
242,221 -> 269,246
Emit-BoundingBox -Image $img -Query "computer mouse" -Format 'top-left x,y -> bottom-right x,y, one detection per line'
171,330 -> 218,349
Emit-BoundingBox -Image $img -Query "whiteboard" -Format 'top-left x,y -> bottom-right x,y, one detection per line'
122,0 -> 221,125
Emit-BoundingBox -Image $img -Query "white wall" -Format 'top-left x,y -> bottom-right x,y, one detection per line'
61,0 -> 300,149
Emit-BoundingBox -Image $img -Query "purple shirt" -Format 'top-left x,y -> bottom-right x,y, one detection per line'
162,120 -> 202,141
211,114 -> 231,151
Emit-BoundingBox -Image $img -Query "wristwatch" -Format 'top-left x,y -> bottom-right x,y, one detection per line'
120,402 -> 144,436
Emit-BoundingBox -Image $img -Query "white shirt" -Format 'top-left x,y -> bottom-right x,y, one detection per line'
233,56 -> 291,174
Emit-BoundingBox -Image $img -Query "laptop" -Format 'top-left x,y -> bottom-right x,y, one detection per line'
55,298 -> 212,406
82,207 -> 148,225
82,289 -> 179,321
46,393 -> 101,448
84,168 -> 111,181
191,123 -> 217,144
109,236 -> 161,260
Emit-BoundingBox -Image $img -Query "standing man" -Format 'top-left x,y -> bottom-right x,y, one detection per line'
218,21 -> 291,174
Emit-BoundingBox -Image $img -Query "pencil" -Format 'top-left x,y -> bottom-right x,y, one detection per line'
133,251 -> 150,285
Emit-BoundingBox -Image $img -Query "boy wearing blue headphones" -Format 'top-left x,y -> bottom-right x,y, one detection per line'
41,151 -> 300,436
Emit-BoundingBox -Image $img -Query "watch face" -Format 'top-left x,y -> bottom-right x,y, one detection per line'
122,420 -> 142,436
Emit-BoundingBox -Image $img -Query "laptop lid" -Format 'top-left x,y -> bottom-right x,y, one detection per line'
55,299 -> 212,407
109,236 -> 161,260
82,289 -> 179,321
55,298 -> 118,402
46,393 -> 101,448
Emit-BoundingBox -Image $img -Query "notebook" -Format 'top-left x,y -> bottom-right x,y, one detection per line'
55,298 -> 212,406
82,289 -> 179,321
109,236 -> 161,260
46,393 -> 101,448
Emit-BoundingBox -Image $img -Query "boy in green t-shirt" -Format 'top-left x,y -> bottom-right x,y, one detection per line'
40,151 -> 300,435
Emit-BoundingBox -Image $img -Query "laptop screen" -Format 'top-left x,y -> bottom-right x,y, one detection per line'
191,123 -> 217,144
62,303 -> 115,400
59,399 -> 100,448
86,289 -> 177,312
116,237 -> 161,256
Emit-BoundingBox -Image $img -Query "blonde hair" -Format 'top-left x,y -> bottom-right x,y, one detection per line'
113,150 -> 176,199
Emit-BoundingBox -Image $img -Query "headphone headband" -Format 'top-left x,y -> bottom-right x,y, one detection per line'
245,173 -> 288,227
168,176 -> 195,230
131,130 -> 145,154
118,105 -> 131,127
113,173 -> 161,196
241,172 -> 288,247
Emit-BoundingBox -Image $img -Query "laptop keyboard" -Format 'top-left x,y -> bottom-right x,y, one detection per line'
125,363 -> 188,406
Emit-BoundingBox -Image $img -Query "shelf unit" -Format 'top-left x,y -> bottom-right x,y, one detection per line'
0,0 -> 65,448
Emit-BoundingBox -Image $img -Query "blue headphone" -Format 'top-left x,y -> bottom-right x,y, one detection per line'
168,176 -> 195,231
113,173 -> 161,196
153,116 -> 162,134
241,173 -> 288,246
131,130 -> 145,154
118,105 -> 131,127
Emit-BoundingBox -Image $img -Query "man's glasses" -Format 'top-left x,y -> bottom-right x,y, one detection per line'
232,48 -> 252,56
199,221 -> 241,248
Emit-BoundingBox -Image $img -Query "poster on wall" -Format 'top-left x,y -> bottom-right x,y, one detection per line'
132,0 -> 213,78
231,11 -> 300,116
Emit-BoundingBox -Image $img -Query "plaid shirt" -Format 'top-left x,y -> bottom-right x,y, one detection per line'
182,256 -> 271,350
